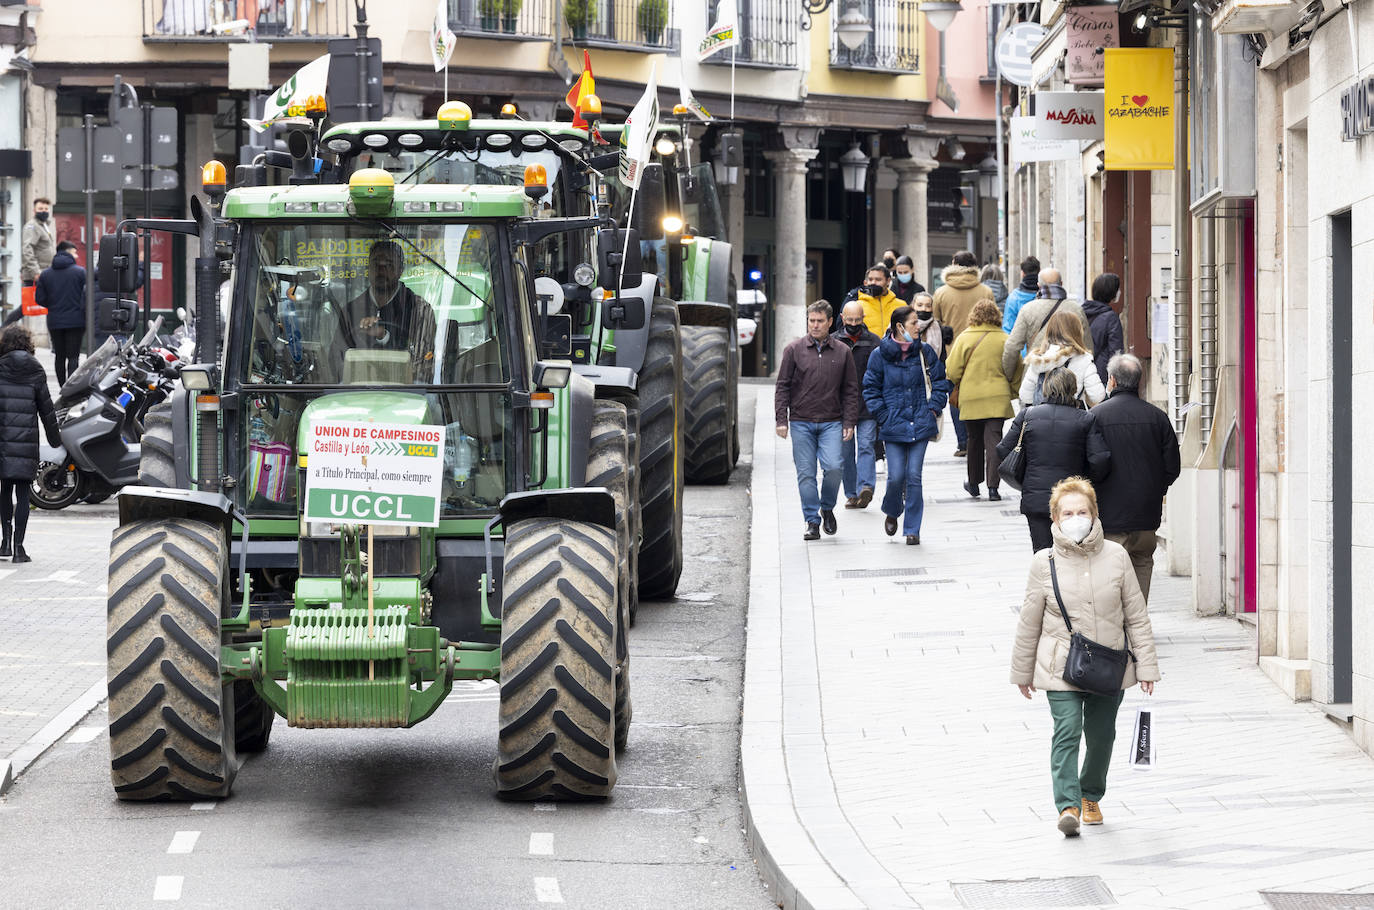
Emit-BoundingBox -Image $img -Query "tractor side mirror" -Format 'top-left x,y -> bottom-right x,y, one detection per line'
97,232 -> 140,294
96,297 -> 138,334
600,294 -> 646,331
597,228 -> 642,293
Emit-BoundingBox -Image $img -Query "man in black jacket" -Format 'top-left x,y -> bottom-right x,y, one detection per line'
35,240 -> 87,384
1091,353 -> 1180,600
832,301 -> 881,509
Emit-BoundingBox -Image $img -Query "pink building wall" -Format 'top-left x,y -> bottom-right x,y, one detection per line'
924,0 -> 1000,122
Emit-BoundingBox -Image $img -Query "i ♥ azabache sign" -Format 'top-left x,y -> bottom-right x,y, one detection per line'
1104,48 -> 1176,170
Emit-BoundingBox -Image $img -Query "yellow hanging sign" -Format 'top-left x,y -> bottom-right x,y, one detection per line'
1104,48 -> 1175,170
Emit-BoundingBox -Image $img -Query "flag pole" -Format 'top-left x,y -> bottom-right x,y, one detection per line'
618,183 -> 640,294
730,45 -> 736,120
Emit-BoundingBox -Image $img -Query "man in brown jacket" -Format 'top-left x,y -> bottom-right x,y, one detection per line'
775,301 -> 860,540
932,251 -> 995,456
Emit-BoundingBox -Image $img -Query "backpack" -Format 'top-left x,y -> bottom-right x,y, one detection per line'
1031,367 -> 1088,409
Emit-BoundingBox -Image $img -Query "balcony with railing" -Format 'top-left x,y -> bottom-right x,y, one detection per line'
702,0 -> 799,68
144,0 -> 351,40
449,0 -> 555,41
569,0 -> 679,52
829,0 -> 920,73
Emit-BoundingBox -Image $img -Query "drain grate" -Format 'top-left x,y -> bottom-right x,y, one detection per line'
892,630 -> 965,639
1001,510 -> 1022,517
1202,645 -> 1251,652
835,567 -> 928,579
953,877 -> 1116,908
1261,893 -> 1374,909
894,578 -> 959,586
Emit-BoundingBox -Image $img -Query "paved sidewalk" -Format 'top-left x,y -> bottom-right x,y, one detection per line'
743,393 -> 1374,909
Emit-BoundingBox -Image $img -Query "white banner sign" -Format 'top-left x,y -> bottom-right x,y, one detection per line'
304,421 -> 447,528
1034,90 -> 1106,141
1009,115 -> 1081,165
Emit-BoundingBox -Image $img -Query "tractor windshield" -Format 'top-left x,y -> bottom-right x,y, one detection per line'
354,148 -> 572,217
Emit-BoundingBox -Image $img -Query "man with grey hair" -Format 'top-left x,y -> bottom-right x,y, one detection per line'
1001,267 -> 1093,377
1090,353 -> 1180,600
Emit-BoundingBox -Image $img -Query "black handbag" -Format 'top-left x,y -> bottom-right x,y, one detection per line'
1050,556 -> 1135,696
997,414 -> 1028,491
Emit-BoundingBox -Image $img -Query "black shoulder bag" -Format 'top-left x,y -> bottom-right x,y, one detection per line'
996,414 -> 1028,490
1050,556 -> 1135,696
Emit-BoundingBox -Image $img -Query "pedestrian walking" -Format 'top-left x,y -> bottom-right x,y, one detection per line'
996,367 -> 1111,552
1091,354 -> 1181,601
1018,311 -> 1106,408
880,248 -> 899,271
833,301 -> 881,510
1001,267 -> 1093,379
1009,476 -> 1160,837
891,255 -> 926,303
35,240 -> 87,385
932,251 -> 995,458
775,300 -> 860,541
0,326 -> 61,563
1082,273 -> 1125,387
980,264 -> 1008,310
20,197 -> 55,288
945,300 -> 1020,501
1002,256 -> 1040,334
863,305 -> 951,545
910,292 -> 945,359
855,263 -> 902,338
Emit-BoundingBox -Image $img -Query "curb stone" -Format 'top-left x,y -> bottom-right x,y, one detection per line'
1,679 -> 107,796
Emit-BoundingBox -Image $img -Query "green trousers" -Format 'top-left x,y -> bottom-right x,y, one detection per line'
1046,690 -> 1125,812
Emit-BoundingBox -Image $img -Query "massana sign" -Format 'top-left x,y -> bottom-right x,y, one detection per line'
1034,90 -> 1106,141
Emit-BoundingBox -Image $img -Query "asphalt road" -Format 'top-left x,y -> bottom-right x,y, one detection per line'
0,386 -> 769,910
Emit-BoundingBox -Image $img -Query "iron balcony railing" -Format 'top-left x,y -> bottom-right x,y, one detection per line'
829,0 -> 920,73
703,0 -> 799,68
450,0 -> 554,40
145,0 -> 351,40
573,0 -> 678,51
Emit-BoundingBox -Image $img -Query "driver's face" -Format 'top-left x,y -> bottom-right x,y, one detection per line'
369,252 -> 402,297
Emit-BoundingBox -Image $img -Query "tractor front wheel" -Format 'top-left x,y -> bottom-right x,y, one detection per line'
496,517 -> 620,800
106,518 -> 237,800
138,402 -> 177,488
636,299 -> 684,600
681,325 -> 734,484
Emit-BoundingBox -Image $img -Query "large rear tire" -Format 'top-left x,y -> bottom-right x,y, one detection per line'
681,325 -> 734,484
588,400 -> 636,756
106,518 -> 237,800
496,518 -> 619,800
138,403 -> 177,488
232,680 -> 275,753
636,299 -> 684,600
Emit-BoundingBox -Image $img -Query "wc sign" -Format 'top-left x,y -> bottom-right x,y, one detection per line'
303,420 -> 447,527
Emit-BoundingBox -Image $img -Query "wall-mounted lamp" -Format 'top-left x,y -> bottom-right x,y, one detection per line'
802,0 -> 874,48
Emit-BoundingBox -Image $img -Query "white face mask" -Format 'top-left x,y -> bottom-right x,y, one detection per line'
1059,515 -> 1093,543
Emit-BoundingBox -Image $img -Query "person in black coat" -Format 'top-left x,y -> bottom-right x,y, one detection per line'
833,301 -> 882,508
0,326 -> 61,563
997,366 -> 1111,552
35,240 -> 87,385
1082,273 -> 1124,387
1091,353 -> 1180,600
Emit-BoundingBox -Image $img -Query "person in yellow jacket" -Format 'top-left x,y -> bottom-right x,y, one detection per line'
856,264 -> 902,338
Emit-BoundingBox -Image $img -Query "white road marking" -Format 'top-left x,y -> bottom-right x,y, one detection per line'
533,803 -> 557,812
66,727 -> 101,744
189,802 -> 216,812
0,569 -> 13,584
694,836 -> 709,844
167,831 -> 200,854
153,876 -> 183,901
528,832 -> 554,856
18,570 -> 79,584
534,877 -> 563,903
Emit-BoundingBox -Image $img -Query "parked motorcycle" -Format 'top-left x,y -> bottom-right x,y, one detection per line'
30,318 -> 185,510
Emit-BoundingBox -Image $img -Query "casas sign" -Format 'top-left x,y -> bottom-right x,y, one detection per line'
1341,77 -> 1374,141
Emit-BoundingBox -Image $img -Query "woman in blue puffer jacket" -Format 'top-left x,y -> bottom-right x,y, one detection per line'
863,305 -> 953,545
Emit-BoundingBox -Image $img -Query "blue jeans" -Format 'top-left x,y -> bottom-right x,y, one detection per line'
841,418 -> 878,498
790,420 -> 843,525
951,403 -> 968,449
881,439 -> 929,535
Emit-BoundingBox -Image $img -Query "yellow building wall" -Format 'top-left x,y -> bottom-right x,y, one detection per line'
804,14 -> 926,101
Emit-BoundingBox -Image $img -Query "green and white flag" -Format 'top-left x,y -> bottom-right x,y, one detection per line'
680,62 -> 711,121
431,0 -> 457,72
698,0 -> 740,62
244,54 -> 331,133
619,64 -> 660,190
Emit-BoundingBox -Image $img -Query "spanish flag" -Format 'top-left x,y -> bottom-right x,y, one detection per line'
565,50 -> 595,130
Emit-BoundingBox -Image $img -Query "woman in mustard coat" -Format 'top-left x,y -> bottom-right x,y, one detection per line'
945,301 -> 1021,500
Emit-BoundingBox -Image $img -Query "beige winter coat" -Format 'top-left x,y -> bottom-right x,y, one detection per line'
1010,520 -> 1161,692
932,265 -> 995,339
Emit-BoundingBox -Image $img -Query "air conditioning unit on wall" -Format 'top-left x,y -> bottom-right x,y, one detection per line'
1212,0 -> 1307,34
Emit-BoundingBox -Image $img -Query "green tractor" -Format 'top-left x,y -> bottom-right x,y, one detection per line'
102,134 -> 652,800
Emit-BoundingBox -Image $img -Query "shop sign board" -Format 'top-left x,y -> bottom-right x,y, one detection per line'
1009,115 -> 1081,165
1341,76 -> 1374,141
1104,48 -> 1176,170
1066,6 -> 1119,86
1034,90 -> 1105,141
304,421 -> 447,528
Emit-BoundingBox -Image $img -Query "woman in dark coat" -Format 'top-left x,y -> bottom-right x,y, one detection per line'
863,305 -> 951,545
0,326 -> 61,563
996,367 -> 1111,552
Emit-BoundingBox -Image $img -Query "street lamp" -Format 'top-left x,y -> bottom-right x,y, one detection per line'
975,154 -> 998,198
802,0 -> 874,49
919,0 -> 962,32
840,142 -> 869,193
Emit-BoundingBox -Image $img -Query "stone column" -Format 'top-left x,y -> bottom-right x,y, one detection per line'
891,136 -> 941,288
764,137 -> 818,365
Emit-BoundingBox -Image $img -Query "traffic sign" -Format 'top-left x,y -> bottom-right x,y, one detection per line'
94,126 -> 123,192
119,168 -> 179,191
114,106 -> 179,169
56,127 -> 84,192
996,22 -> 1046,88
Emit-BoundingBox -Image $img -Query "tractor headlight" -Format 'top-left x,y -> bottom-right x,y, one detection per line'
573,262 -> 596,288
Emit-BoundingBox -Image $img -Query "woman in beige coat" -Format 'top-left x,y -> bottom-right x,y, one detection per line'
1010,477 -> 1160,837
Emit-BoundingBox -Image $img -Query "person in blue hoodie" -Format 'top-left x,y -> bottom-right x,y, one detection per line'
863,305 -> 952,545
1002,255 -> 1040,335
35,240 -> 87,384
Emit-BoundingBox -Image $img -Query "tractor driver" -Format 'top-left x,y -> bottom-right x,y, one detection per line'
340,240 -> 437,380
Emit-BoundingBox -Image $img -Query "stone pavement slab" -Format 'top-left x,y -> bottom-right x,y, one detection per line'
742,392 -> 1374,909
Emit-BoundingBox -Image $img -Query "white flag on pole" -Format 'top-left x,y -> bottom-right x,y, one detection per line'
244,54 -> 331,133
619,65 -> 660,190
679,62 -> 711,121
698,0 -> 740,62
431,0 -> 457,72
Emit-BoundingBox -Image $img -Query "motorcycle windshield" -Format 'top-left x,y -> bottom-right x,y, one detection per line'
60,336 -> 120,399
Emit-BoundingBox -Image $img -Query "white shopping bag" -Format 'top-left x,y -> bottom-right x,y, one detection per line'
1128,702 -> 1156,771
